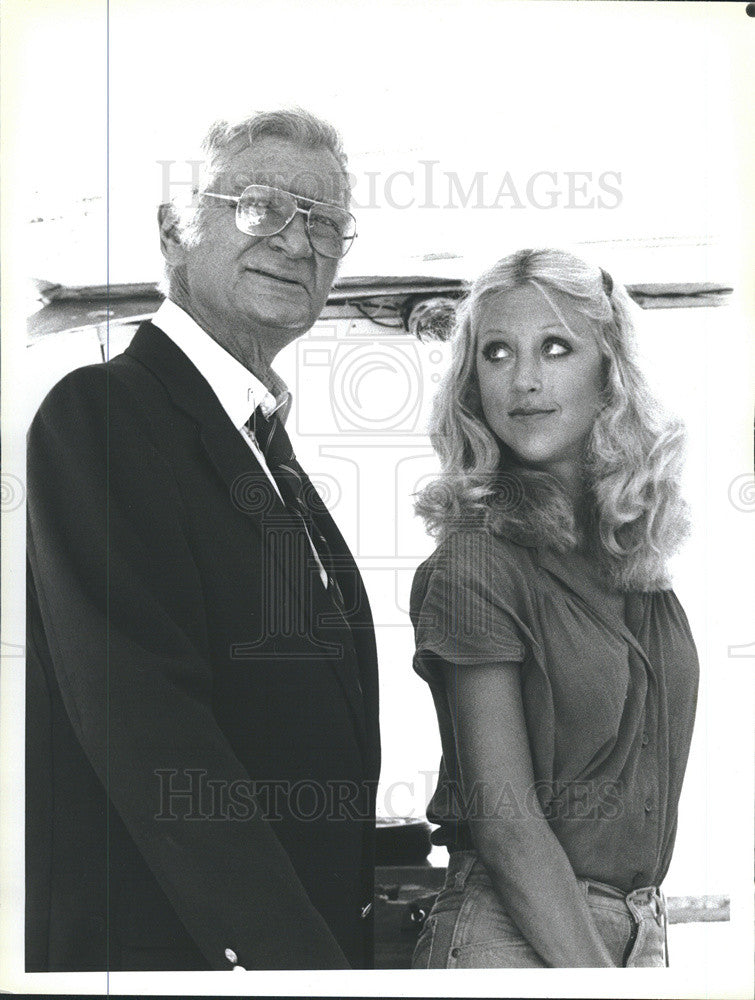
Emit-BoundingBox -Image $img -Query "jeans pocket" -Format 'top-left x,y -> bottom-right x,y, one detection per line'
624,917 -> 666,967
586,901 -> 636,966
447,882 -> 547,968
450,938 -> 546,969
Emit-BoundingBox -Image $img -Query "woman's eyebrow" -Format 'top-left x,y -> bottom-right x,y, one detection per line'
478,323 -> 566,336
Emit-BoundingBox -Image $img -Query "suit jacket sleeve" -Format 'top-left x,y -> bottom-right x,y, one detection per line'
26,365 -> 350,970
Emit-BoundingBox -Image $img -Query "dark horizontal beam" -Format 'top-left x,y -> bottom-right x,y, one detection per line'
27,277 -> 733,339
33,276 -> 733,304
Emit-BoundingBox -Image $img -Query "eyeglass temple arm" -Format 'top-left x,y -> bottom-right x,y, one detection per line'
202,191 -> 238,204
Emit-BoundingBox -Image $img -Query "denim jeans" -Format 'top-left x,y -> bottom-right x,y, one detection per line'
411,850 -> 668,969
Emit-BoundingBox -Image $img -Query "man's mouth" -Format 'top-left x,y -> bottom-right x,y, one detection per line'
246,267 -> 305,289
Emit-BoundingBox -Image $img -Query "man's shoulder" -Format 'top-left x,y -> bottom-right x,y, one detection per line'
34,326 -> 169,423
29,342 -> 181,464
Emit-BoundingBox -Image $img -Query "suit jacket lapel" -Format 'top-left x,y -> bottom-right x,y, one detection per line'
288,462 -> 374,765
125,323 -> 286,523
302,466 -> 379,769
125,321 -> 374,763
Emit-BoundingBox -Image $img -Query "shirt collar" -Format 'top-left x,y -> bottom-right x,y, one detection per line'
534,544 -> 653,667
152,299 -> 290,428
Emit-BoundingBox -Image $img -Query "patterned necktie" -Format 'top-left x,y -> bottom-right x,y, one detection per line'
251,409 -> 347,617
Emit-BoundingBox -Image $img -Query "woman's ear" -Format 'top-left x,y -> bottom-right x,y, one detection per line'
157,203 -> 187,266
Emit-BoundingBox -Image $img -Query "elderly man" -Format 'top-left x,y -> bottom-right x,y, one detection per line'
26,109 -> 380,972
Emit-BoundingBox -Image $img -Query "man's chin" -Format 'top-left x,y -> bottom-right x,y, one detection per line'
242,287 -> 315,328
244,305 -> 315,341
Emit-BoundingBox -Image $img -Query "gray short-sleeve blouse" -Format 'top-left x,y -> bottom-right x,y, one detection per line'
410,530 -> 699,892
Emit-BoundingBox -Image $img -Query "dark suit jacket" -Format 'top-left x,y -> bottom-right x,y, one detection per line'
26,320 -> 381,971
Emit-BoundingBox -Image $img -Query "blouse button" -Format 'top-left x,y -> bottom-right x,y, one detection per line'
641,732 -> 650,747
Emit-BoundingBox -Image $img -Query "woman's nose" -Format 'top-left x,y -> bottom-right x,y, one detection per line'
512,354 -> 543,392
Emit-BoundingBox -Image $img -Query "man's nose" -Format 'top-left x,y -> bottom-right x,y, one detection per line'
267,210 -> 313,258
512,353 -> 543,392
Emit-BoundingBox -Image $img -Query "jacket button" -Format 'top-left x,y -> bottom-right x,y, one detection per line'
644,798 -> 653,813
361,902 -> 373,919
451,947 -> 460,958
641,732 -> 650,747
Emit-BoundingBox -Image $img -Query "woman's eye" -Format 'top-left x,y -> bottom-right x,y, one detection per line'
482,342 -> 511,361
543,339 -> 571,357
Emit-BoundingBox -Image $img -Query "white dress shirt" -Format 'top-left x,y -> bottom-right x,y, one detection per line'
152,299 -> 327,584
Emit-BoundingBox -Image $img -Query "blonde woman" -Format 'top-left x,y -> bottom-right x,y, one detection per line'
410,249 -> 698,968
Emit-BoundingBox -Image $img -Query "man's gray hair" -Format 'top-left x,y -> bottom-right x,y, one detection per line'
201,109 -> 350,198
160,107 -> 351,291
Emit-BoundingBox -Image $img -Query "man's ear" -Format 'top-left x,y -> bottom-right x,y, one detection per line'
158,203 -> 187,265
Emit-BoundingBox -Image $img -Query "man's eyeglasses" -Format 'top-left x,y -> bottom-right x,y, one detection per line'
203,184 -> 356,259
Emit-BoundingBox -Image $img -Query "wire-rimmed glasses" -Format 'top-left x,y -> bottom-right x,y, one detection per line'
203,184 -> 356,259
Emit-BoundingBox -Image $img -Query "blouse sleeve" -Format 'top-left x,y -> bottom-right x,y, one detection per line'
410,532 -> 527,684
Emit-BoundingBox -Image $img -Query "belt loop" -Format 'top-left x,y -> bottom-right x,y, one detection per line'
659,889 -> 669,964
663,908 -> 669,966
452,850 -> 477,889
652,887 -> 664,927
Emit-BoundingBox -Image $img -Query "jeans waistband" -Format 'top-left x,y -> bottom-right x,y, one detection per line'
445,852 -> 666,924
445,849 -> 479,888
582,877 -> 666,922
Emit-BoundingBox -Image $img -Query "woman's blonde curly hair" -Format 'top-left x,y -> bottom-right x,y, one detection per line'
415,248 -> 690,591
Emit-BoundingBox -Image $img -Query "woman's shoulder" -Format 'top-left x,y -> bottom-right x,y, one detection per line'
410,529 -> 532,667
418,527 -> 534,572
627,584 -> 695,633
411,529 -> 535,612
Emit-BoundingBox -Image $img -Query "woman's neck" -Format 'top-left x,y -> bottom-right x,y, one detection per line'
543,461 -> 586,506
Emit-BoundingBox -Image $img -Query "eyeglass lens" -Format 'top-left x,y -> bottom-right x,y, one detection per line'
237,185 -> 354,258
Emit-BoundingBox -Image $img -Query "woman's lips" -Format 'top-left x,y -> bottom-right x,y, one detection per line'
508,408 -> 557,419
